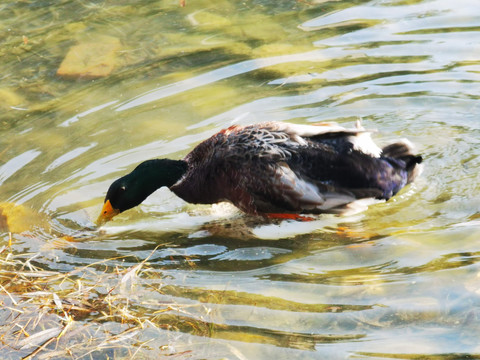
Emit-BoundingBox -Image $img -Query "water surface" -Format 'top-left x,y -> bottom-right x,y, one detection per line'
1,0 -> 480,358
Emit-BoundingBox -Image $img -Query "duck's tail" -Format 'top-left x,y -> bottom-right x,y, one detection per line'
382,139 -> 423,183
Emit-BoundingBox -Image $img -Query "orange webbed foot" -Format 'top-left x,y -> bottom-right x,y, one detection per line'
266,213 -> 315,222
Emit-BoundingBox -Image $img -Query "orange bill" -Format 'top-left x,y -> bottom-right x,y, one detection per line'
96,199 -> 120,226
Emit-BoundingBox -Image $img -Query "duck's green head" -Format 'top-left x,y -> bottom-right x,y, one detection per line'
96,159 -> 187,225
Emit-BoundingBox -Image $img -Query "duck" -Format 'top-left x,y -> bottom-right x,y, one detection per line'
96,121 -> 422,225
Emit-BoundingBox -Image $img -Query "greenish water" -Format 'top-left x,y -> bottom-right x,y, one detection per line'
1,0 -> 480,358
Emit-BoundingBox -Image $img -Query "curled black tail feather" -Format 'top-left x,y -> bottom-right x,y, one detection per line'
382,141 -> 423,183
382,141 -> 414,159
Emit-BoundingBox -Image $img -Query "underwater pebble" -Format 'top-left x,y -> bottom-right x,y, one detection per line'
57,37 -> 121,79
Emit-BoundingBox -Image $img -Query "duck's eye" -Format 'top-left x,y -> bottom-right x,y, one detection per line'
120,186 -> 126,191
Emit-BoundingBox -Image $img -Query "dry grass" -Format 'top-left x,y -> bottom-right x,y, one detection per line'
0,242 -> 208,359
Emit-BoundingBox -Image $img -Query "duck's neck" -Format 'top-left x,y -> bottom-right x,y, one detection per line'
131,159 -> 188,200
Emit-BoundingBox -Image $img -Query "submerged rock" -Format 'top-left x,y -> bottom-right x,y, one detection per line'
187,10 -> 232,29
0,88 -> 25,110
0,202 -> 49,233
57,36 -> 121,79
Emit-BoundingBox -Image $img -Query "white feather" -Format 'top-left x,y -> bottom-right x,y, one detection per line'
342,198 -> 383,215
277,122 -> 366,137
316,193 -> 357,210
349,132 -> 382,157
273,121 -> 383,158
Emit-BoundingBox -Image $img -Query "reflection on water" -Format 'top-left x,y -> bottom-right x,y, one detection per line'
1,0 -> 480,358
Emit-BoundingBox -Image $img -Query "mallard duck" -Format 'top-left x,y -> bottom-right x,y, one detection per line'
96,121 -> 422,225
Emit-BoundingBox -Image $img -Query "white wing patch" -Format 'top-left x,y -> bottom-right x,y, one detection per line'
276,122 -> 363,137
349,132 -> 382,157
272,121 -> 382,157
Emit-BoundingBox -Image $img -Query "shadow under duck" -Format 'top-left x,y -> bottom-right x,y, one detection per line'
97,121 -> 422,225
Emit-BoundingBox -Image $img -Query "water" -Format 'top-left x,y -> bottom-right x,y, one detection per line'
1,0 -> 480,358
